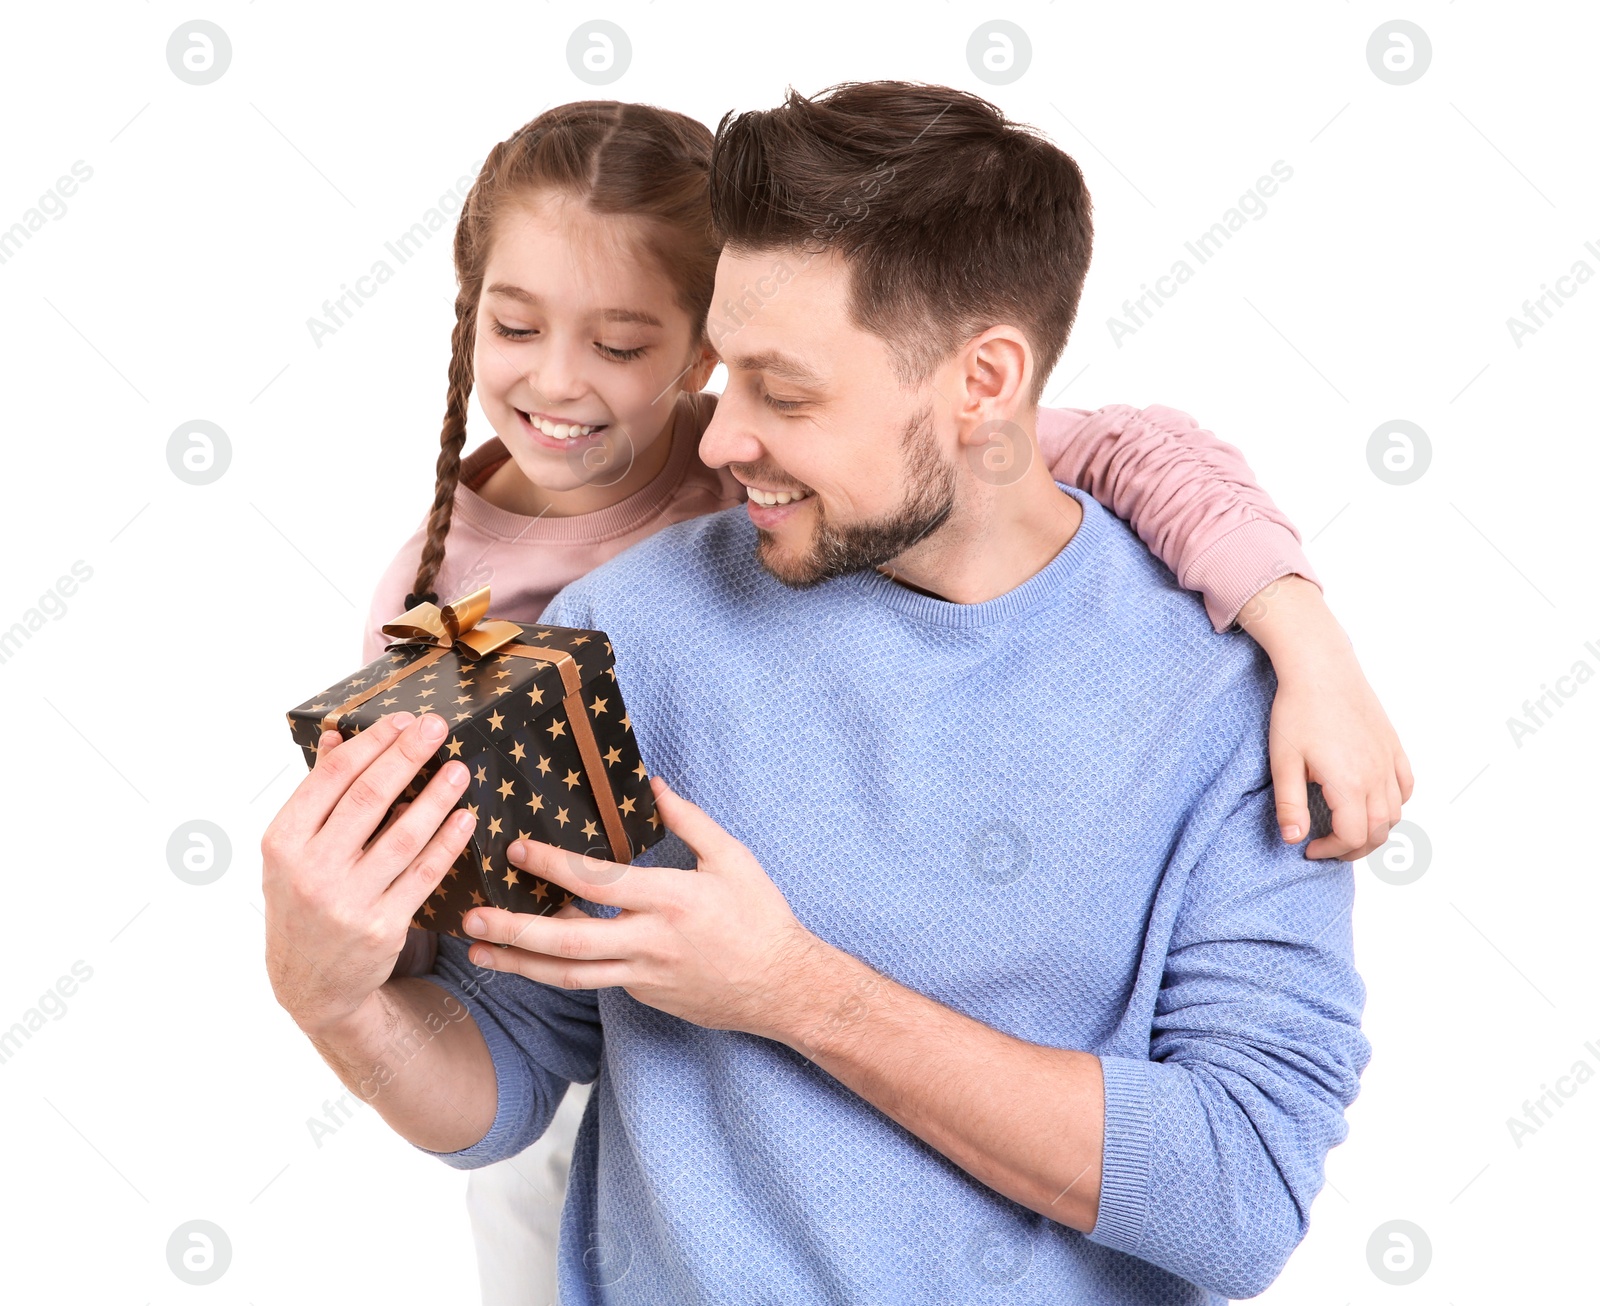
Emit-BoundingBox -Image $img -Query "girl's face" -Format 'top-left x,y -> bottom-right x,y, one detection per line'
474,190 -> 711,500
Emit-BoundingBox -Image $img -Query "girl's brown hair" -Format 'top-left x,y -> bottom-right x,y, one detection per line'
406,101 -> 719,607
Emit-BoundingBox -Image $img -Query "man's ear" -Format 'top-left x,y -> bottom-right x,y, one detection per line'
953,326 -> 1031,443
682,341 -> 721,395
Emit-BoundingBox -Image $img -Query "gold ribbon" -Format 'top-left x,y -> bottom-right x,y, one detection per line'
380,585 -> 524,659
315,585 -> 633,868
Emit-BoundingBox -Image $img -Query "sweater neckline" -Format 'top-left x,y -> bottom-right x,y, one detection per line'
845,485 -> 1104,628
449,396 -> 704,546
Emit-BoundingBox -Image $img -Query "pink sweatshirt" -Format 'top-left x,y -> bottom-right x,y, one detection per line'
361,393 -> 1317,663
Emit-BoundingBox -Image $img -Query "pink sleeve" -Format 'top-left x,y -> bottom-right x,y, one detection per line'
1037,403 -> 1320,632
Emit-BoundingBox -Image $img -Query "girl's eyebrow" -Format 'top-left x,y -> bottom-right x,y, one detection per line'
485,282 -> 661,328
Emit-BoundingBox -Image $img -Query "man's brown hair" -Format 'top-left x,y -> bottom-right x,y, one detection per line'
709,81 -> 1093,402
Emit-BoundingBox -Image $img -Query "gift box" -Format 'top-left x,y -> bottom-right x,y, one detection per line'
285,586 -> 663,938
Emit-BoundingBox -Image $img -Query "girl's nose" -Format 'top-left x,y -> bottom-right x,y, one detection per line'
526,339 -> 587,408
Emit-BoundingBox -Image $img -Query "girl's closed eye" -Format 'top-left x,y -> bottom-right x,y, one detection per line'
491,319 -> 537,341
596,342 -> 647,362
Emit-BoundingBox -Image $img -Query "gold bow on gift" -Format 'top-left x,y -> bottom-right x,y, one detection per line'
381,585 -> 524,660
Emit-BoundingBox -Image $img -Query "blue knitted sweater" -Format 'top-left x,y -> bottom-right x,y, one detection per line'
419,487 -> 1369,1304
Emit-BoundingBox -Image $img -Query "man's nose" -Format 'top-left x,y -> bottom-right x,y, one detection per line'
698,388 -> 765,470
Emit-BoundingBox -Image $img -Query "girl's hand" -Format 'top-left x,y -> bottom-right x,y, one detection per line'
261,712 -> 476,1036
1238,576 -> 1415,861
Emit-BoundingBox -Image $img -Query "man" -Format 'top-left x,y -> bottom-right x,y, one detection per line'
265,83 -> 1368,1303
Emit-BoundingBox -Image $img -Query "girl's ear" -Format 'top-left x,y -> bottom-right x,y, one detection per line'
682,341 -> 720,394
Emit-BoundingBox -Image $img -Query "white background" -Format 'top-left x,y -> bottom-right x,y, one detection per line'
1,2 -> 1595,1302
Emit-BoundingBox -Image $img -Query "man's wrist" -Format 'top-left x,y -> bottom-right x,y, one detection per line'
767,937 -> 890,1060
296,986 -> 391,1050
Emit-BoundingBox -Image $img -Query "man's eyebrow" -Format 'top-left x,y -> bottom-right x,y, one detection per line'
484,284 -> 662,329
722,350 -> 825,388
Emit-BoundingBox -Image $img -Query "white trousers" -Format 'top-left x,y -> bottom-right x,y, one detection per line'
467,1079 -> 590,1306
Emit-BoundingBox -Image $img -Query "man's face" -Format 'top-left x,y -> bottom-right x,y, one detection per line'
698,248 -> 958,587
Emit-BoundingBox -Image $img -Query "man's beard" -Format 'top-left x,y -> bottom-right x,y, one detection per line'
753,404 -> 957,589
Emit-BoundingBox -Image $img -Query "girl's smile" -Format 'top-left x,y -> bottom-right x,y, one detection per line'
514,407 -> 612,451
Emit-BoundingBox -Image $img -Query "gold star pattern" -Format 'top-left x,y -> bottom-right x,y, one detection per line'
286,621 -> 664,941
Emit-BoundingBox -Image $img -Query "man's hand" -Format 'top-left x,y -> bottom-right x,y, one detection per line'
457,778 -> 826,1041
1237,575 -> 1415,860
261,711 -> 477,1036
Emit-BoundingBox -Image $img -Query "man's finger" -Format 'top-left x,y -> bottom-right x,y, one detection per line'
361,756 -> 473,889
382,803 -> 479,926
461,904 -> 642,961
1268,732 -> 1311,844
320,713 -> 453,858
649,777 -> 738,863
510,840 -> 662,913
277,713 -> 413,845
463,945 -> 632,991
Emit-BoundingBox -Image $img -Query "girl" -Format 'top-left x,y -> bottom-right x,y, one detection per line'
356,101 -> 1408,1304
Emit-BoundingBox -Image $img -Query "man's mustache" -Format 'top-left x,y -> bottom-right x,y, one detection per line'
729,464 -> 815,496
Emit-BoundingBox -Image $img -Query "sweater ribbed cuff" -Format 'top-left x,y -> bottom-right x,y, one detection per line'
1183,519 -> 1320,633
1087,1055 -> 1153,1256
408,973 -> 535,1170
